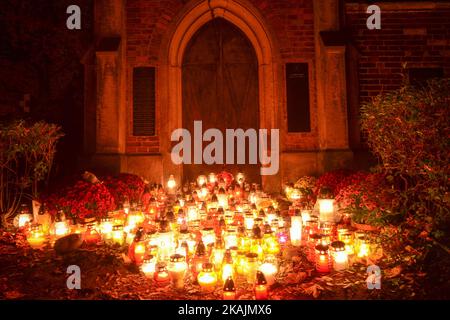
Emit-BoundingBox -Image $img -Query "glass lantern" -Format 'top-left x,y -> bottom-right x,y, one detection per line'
255,271 -> 269,300
197,262 -> 218,293
168,253 -> 187,290
303,216 -> 319,241
27,224 -> 46,248
315,244 -> 331,273
111,225 -> 125,245
16,204 -> 33,228
53,221 -> 70,238
262,228 -> 280,255
244,252 -> 259,284
307,233 -> 323,262
258,254 -> 278,286
201,227 -> 216,247
330,241 -> 348,271
141,255 -> 157,278
100,217 -> 113,239
154,263 -> 171,286
223,276 -> 236,300
84,223 -> 102,245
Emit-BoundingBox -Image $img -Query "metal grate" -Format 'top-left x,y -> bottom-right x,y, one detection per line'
133,67 -> 156,136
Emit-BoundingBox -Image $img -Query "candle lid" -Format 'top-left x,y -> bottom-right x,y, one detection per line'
156,263 -> 168,272
169,254 -> 184,262
202,262 -> 214,272
263,224 -> 273,234
223,276 -> 236,292
330,241 -> 346,251
245,252 -> 258,260
112,224 -> 124,231
30,223 -> 43,232
315,244 -> 329,254
195,240 -> 206,256
310,233 -> 323,240
256,271 -> 267,285
143,255 -> 155,264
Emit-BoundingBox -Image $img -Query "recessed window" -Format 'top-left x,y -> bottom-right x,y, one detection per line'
133,67 -> 156,136
286,63 -> 311,132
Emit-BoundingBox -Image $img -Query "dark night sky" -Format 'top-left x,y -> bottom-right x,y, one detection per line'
0,0 -> 94,177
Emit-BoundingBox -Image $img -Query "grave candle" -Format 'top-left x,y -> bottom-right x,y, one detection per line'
318,198 -> 335,222
54,221 -> 69,238
315,244 -> 331,273
167,175 -> 177,191
168,254 -> 187,290
330,241 -> 348,271
258,255 -> 278,286
197,263 -> 218,293
100,217 -> 113,239
201,227 -> 216,247
154,263 -> 171,286
27,224 -> 45,248
222,276 -> 236,300
111,225 -> 125,245
290,215 -> 302,246
197,175 -> 207,187
224,228 -> 238,249
244,253 -> 259,284
141,256 -> 156,278
221,249 -> 235,283
255,271 -> 269,300
18,213 -> 33,228
133,241 -> 146,265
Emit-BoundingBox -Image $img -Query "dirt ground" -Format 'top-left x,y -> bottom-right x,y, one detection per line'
0,229 -> 437,301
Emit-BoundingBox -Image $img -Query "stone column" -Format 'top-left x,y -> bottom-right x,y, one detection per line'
314,0 -> 353,172
92,0 -> 127,173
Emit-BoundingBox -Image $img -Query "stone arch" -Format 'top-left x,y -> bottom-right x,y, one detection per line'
158,0 -> 281,190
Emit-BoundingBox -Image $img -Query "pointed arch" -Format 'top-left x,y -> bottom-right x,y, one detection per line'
158,0 -> 281,190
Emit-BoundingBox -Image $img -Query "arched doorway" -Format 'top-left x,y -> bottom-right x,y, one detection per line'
182,18 -> 260,183
160,0 -> 282,191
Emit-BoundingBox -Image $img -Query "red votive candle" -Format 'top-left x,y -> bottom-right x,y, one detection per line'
255,271 -> 269,300
315,244 -> 331,273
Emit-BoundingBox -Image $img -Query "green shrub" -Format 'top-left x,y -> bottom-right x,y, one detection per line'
361,78 -> 450,246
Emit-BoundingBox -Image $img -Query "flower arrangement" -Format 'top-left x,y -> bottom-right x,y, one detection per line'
335,173 -> 394,227
314,169 -> 354,197
216,171 -> 234,187
44,180 -> 115,223
293,176 -> 317,206
104,173 -> 145,205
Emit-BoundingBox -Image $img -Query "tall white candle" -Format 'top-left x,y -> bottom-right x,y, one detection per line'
290,216 -> 302,246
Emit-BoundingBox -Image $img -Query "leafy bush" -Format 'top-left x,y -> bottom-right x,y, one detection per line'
361,78 -> 450,246
0,120 -> 63,227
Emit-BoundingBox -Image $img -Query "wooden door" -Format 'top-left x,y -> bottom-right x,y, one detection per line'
182,18 -> 260,183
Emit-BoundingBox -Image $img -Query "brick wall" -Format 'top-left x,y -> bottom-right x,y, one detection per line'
345,4 -> 450,104
125,0 -> 316,153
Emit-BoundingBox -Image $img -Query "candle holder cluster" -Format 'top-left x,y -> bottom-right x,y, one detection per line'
51,172 -> 279,300
15,171 -> 382,300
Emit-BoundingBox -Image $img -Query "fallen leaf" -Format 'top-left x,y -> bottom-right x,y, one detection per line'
4,290 -> 24,299
385,266 -> 402,279
303,284 -> 324,298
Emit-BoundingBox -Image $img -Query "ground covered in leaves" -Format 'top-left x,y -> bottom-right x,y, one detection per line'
0,230 -> 436,300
